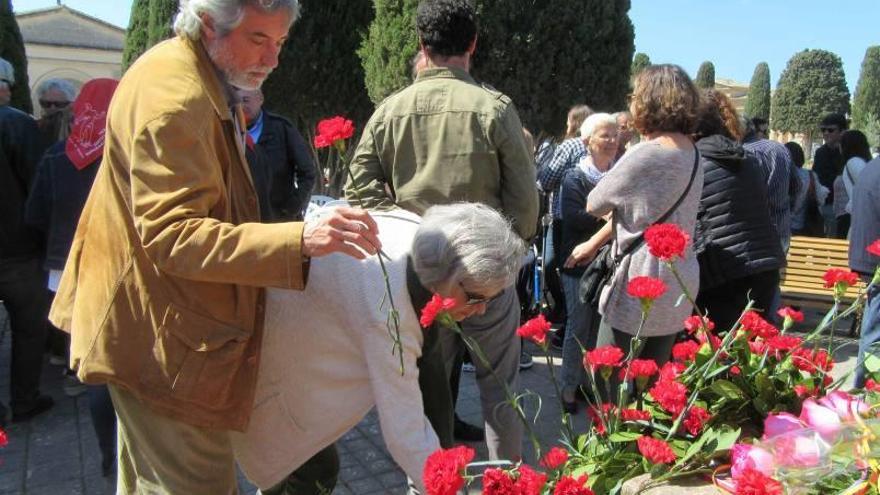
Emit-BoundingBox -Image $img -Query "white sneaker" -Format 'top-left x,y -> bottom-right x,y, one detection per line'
461,362 -> 476,373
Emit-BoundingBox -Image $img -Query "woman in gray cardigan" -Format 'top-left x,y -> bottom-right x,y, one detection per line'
580,64 -> 703,373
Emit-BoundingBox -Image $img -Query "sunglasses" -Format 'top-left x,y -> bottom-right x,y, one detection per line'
820,127 -> 839,133
0,78 -> 11,87
39,100 -> 69,109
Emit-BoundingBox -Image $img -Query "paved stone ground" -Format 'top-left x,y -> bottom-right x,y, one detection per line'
0,306 -> 859,494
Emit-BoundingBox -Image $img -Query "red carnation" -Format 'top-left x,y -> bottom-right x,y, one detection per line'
313,116 -> 355,149
682,406 -> 711,436
619,359 -> 659,384
482,468 -> 515,494
644,223 -> 690,261
734,467 -> 783,495
793,384 -> 817,398
637,436 -> 677,464
0,427 -> 7,448
659,361 -> 686,381
649,380 -> 688,416
553,475 -> 594,495
420,294 -> 458,328
791,348 -> 834,374
587,403 -> 615,435
766,334 -> 803,358
822,268 -> 859,290
697,331 -> 723,352
740,311 -> 779,339
730,365 -> 742,376
748,339 -> 767,355
672,340 -> 700,363
539,447 -> 569,470
423,446 -> 474,495
626,276 -> 668,300
684,315 -> 715,335
867,239 -> 880,257
776,307 -> 804,324
516,314 -> 552,346
621,408 -> 652,422
584,346 -> 625,372
513,465 -> 547,495
865,379 -> 880,393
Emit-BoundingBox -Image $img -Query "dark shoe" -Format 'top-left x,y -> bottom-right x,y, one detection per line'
550,328 -> 565,351
562,399 -> 578,414
0,401 -> 8,428
519,350 -> 534,370
12,395 -> 54,422
453,417 -> 485,442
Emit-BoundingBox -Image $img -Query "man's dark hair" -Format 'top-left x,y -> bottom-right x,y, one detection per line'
416,0 -> 477,57
784,142 -> 805,168
750,117 -> 769,129
820,113 -> 849,130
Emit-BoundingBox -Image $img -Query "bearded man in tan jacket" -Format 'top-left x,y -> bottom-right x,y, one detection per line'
49,1 -> 380,493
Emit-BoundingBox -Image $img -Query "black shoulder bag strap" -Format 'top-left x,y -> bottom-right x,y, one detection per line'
611,144 -> 700,264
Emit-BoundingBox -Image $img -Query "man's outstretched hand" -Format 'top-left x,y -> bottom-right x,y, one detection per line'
302,207 -> 382,260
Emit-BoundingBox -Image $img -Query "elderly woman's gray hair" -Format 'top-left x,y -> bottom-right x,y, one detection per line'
0,57 -> 14,88
412,203 -> 526,295
579,112 -> 618,140
174,0 -> 301,40
35,78 -> 77,102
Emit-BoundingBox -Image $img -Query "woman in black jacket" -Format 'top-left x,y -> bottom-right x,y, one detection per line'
693,90 -> 785,331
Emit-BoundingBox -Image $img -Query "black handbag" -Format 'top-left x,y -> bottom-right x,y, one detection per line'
578,145 -> 700,306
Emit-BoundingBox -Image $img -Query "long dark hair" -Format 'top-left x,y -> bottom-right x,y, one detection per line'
840,129 -> 871,162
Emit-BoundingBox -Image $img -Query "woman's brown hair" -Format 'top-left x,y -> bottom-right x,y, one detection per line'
630,64 -> 700,136
694,89 -> 744,141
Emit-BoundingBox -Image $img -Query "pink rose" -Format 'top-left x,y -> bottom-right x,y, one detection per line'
773,432 -> 824,468
799,398 -> 842,441
763,412 -> 804,440
731,444 -> 776,479
817,391 -> 868,422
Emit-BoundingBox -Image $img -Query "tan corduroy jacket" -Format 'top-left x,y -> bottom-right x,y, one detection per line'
49,36 -> 308,431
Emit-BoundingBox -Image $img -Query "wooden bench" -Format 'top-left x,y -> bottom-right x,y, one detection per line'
781,236 -> 867,333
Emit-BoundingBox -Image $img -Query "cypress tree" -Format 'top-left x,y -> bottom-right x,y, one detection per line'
0,0 -> 32,113
262,0 -> 374,131
147,0 -> 177,47
358,0 -> 420,104
852,46 -> 880,135
122,0 -> 151,71
695,61 -> 715,89
744,62 -> 771,120
771,49 -> 850,136
631,52 -> 650,78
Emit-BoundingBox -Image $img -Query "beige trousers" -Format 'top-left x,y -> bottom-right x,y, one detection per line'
109,385 -> 238,495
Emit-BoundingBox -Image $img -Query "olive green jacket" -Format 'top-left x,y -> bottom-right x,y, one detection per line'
347,67 -> 538,239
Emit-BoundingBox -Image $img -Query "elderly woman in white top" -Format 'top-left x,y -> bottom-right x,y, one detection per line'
232,202 -> 525,494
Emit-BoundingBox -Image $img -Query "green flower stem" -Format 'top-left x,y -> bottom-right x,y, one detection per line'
342,155 -> 406,375
541,344 -> 575,441
827,297 -> 840,354
615,311 -> 648,431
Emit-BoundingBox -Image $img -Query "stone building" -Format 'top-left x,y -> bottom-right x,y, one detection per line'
15,4 -> 124,117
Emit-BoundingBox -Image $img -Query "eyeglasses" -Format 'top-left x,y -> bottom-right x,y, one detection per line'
39,100 -> 69,109
0,78 -> 11,87
820,127 -> 839,134
459,283 -> 500,306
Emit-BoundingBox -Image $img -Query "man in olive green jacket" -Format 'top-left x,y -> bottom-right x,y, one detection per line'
347,0 -> 538,463
49,1 -> 379,492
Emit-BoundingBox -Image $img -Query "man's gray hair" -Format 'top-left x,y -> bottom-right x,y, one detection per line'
579,112 -> 617,139
173,0 -> 301,40
0,57 -> 14,88
36,78 -> 77,102
412,203 -> 526,294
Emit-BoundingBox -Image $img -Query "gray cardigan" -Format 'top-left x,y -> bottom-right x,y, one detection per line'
588,141 -> 703,336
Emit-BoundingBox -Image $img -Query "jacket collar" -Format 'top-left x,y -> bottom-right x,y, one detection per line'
184,37 -> 234,122
415,66 -> 476,85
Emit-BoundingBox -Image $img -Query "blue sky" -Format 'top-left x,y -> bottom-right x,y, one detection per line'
13,0 -> 880,93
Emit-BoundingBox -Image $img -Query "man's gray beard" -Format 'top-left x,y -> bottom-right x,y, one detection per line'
206,39 -> 267,91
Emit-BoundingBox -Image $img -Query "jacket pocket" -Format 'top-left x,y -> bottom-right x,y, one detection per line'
141,303 -> 250,409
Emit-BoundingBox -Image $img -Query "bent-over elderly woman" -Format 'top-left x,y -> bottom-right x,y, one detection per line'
232,202 -> 526,494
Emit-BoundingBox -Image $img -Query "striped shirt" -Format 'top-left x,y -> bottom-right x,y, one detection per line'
743,138 -> 794,241
537,137 -> 587,217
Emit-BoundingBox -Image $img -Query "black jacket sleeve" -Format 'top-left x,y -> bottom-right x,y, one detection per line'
283,121 -> 317,217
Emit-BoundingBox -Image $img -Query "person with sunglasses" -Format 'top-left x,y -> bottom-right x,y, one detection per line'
34,78 -> 78,154
814,113 -> 849,234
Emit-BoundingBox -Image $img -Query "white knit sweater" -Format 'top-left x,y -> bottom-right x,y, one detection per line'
231,209 -> 440,490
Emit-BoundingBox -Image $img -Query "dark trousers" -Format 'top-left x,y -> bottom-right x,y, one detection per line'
0,257 -> 49,415
696,270 -> 780,332
835,214 -> 851,239
595,324 -> 677,402
264,444 -> 339,495
88,385 -> 117,471
544,221 -> 567,324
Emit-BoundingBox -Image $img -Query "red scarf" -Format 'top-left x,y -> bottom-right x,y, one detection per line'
65,78 -> 119,170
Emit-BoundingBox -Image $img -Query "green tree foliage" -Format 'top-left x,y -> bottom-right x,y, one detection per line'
744,62 -> 771,119
695,61 -> 715,89
358,0 -> 420,105
852,46 -> 880,136
0,0 -> 32,113
631,52 -> 650,78
263,0 -> 374,132
771,49 -> 850,136
473,0 -> 634,135
122,0 -> 176,71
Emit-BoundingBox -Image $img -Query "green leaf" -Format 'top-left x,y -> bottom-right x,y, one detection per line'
712,426 -> 741,453
678,427 -> 714,465
608,431 -> 642,443
865,353 -> 880,373
710,379 -> 745,399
